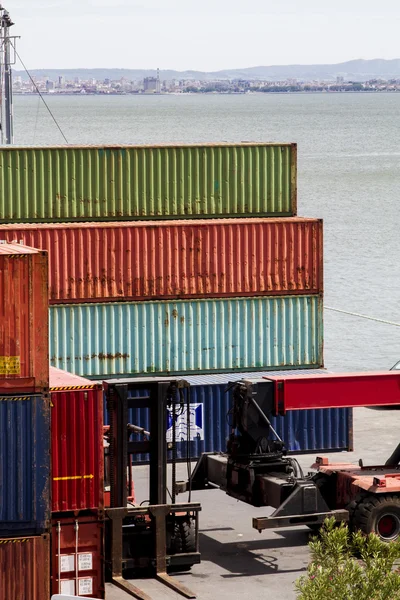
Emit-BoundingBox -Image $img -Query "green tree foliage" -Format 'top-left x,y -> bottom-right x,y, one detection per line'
296,518 -> 400,599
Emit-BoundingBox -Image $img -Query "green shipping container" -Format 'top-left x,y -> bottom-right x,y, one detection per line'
0,143 -> 297,222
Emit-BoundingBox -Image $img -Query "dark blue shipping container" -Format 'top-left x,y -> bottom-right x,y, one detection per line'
103,371 -> 353,462
0,394 -> 50,535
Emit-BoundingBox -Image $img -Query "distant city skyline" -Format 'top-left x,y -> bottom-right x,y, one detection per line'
12,62 -> 400,96
9,1 -> 400,72
12,59 -> 400,85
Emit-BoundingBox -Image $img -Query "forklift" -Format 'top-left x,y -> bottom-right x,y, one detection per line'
177,370 -> 400,541
103,377 -> 201,600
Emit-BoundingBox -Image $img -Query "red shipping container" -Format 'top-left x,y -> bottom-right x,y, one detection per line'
0,243 -> 48,393
51,515 -> 104,598
0,534 -> 50,600
0,218 -> 323,303
50,367 -> 104,512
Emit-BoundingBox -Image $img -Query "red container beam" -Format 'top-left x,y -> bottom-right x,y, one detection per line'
0,218 -> 323,303
264,372 -> 400,413
50,367 -> 104,513
0,243 -> 48,393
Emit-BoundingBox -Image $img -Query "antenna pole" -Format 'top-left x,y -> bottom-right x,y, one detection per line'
0,5 -> 17,145
4,23 -> 13,144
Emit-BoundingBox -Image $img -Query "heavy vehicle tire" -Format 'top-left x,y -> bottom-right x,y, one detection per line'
346,493 -> 366,531
352,494 -> 400,541
168,518 -> 196,572
170,518 -> 196,554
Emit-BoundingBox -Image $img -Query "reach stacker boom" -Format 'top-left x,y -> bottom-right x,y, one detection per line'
178,371 -> 400,541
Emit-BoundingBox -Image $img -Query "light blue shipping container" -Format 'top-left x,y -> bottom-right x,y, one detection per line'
0,394 -> 50,536
103,371 -> 352,460
49,295 -> 323,377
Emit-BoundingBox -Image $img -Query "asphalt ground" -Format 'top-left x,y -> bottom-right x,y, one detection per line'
106,406 -> 399,600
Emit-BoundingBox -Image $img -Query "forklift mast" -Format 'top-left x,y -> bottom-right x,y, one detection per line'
105,378 -> 185,507
103,378 -> 201,600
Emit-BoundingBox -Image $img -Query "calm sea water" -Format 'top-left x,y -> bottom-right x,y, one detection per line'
12,93 -> 400,372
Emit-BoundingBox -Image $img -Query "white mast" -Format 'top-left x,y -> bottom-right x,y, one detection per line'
0,5 -> 17,145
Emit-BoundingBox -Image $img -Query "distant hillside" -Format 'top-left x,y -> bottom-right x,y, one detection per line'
213,59 -> 400,81
14,59 -> 400,82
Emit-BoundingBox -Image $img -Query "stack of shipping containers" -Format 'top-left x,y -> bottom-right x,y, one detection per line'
0,143 -> 352,461
0,243 -> 51,599
49,366 -> 104,598
0,244 -> 105,597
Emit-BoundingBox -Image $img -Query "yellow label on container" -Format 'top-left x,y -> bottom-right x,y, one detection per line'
53,474 -> 94,481
0,356 -> 21,375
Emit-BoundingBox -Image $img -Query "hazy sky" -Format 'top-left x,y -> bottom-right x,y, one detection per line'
8,0 -> 400,71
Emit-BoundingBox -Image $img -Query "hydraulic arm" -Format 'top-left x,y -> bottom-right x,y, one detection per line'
181,371 -> 400,537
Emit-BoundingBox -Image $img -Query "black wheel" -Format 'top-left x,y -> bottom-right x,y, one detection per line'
168,518 -> 196,572
346,493 -> 365,532
170,518 -> 196,554
352,494 -> 400,541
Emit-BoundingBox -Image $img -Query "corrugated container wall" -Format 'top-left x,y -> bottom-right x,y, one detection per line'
0,143 -> 297,222
0,394 -> 50,535
0,218 -> 322,303
0,534 -> 50,600
51,515 -> 104,599
103,371 -> 353,459
0,244 -> 49,393
49,295 -> 323,377
50,368 -> 104,513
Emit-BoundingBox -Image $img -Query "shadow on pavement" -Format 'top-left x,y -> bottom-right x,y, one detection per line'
198,528 -> 309,577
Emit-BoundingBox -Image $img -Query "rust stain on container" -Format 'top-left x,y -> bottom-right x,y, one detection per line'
95,352 -> 129,360
0,243 -> 49,393
0,534 -> 50,600
0,218 -> 322,304
50,367 -> 104,513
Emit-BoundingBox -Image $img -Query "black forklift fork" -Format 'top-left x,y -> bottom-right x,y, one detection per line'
104,378 -> 201,600
107,504 -> 200,600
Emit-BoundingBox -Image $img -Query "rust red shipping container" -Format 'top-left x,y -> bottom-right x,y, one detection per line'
50,367 -> 104,513
0,534 -> 50,600
0,243 -> 48,393
0,217 -> 323,303
51,515 -> 104,598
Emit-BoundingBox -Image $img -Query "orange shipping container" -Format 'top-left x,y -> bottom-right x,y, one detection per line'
0,243 -> 48,393
0,218 -> 323,303
0,534 -> 50,600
